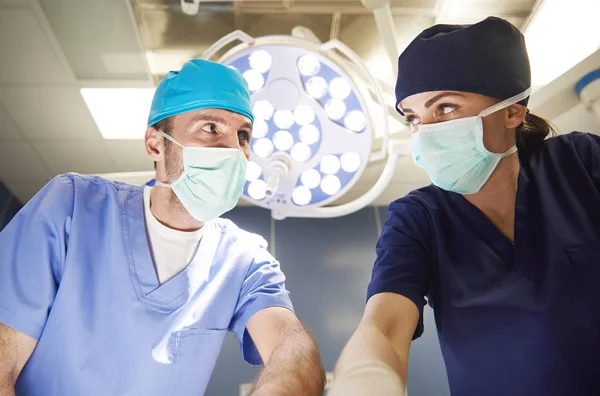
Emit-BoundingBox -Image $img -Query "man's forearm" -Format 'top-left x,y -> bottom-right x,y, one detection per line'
250,326 -> 325,396
0,385 -> 16,396
0,376 -> 16,396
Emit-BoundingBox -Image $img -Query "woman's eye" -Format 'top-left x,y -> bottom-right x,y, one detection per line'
238,131 -> 250,142
439,104 -> 456,115
201,124 -> 217,133
405,115 -> 420,126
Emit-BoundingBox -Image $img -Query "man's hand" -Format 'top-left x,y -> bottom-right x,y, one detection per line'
0,323 -> 37,396
246,307 -> 325,396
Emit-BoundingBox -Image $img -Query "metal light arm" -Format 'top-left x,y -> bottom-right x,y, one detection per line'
361,0 -> 399,77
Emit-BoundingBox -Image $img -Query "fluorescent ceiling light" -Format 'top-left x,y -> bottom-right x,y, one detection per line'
81,88 -> 155,139
145,51 -> 193,76
525,0 -> 600,87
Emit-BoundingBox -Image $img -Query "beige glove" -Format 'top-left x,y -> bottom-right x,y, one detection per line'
327,361 -> 405,396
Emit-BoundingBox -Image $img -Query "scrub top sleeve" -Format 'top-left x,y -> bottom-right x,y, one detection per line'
229,240 -> 294,366
0,175 -> 73,340
367,197 -> 433,340
571,132 -> 600,190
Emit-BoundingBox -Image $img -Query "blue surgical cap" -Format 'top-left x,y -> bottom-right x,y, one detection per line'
148,59 -> 254,127
395,17 -> 531,114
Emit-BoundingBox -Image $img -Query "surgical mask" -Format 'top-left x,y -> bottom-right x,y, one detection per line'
155,132 -> 248,221
411,88 -> 531,194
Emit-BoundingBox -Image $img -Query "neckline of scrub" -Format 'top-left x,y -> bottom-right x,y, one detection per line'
445,162 -> 529,269
123,188 -> 220,309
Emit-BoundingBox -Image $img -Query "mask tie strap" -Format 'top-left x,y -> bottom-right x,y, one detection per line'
154,132 -> 184,188
161,132 -> 185,148
154,180 -> 171,188
479,87 -> 533,117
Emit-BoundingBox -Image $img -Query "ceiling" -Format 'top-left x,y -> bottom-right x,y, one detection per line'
0,0 -> 590,209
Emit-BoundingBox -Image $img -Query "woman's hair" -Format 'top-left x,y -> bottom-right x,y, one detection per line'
515,112 -> 558,153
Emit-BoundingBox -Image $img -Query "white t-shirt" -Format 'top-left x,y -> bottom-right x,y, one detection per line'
143,186 -> 204,284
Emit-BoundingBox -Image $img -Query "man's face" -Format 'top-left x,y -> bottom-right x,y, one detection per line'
163,108 -> 253,182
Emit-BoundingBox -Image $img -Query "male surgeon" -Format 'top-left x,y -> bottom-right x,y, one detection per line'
0,59 -> 325,396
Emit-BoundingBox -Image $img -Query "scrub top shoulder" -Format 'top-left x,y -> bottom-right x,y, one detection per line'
0,173 -> 293,396
368,132 -> 600,396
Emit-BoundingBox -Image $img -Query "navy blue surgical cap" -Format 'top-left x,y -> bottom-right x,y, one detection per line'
395,17 -> 531,114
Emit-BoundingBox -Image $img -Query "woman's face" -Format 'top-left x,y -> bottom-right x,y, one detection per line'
399,91 -> 524,154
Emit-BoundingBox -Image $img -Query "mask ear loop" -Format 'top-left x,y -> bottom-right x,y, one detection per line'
479,87 -> 533,117
154,132 -> 185,188
161,131 -> 185,148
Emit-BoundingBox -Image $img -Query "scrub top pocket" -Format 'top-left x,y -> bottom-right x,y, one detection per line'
167,328 -> 228,396
567,240 -> 600,329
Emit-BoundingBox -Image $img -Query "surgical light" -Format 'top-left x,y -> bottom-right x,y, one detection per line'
253,138 -> 274,158
248,179 -> 267,200
329,77 -> 352,99
293,105 -> 316,125
301,169 -> 321,189
305,76 -> 328,99
249,49 -> 272,73
243,69 -> 264,91
290,143 -> 311,162
253,118 -> 269,138
273,130 -> 294,151
320,155 -> 341,175
299,124 -> 320,145
292,186 -> 312,206
246,161 -> 262,181
298,55 -> 321,76
325,98 -> 347,121
321,175 -> 341,196
253,100 -> 274,120
345,110 -> 367,132
202,29 -> 397,219
273,110 -> 295,129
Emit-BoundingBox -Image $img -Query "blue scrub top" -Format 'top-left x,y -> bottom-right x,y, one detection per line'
0,174 -> 293,396
369,132 -> 600,396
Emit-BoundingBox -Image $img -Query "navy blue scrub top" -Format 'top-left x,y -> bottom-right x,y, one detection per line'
368,132 -> 600,396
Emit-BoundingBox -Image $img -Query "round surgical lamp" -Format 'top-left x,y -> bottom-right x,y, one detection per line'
203,30 -> 402,220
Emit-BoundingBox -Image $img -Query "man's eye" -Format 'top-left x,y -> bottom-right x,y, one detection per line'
201,124 -> 217,133
238,131 -> 250,142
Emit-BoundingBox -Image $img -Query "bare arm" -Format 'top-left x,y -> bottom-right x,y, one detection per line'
246,307 -> 325,396
329,293 -> 419,396
0,323 -> 37,395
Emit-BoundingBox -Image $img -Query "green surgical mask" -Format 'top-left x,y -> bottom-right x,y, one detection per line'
155,132 -> 248,221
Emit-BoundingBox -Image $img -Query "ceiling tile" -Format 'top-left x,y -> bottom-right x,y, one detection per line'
243,13 -> 332,42
390,0 -> 437,8
0,86 -> 103,141
0,8 -> 69,84
104,140 -> 154,172
3,180 -> 50,204
31,141 -> 119,175
0,141 -> 54,182
0,105 -> 24,140
0,0 -> 28,7
140,9 -> 234,51
38,0 -> 149,80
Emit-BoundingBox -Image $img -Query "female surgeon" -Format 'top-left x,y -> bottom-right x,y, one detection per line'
330,17 -> 600,396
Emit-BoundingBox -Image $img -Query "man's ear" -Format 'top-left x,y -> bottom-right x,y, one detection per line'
145,126 -> 164,162
505,104 -> 527,129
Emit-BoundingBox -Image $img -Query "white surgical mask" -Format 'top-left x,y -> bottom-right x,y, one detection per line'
155,133 -> 248,221
411,88 -> 531,194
